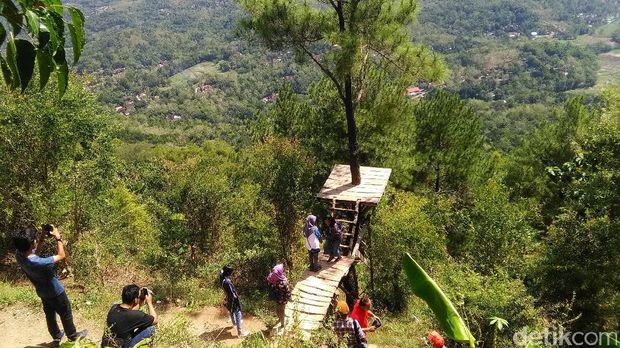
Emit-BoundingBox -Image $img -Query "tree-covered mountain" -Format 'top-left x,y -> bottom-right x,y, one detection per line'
1,1 -> 619,347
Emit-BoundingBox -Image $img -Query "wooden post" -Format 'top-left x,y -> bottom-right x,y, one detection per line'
343,264 -> 359,309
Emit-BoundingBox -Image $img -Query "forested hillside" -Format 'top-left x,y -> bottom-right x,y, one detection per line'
1,0 -> 619,347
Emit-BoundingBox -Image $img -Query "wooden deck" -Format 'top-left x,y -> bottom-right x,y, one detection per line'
317,165 -> 392,206
285,254 -> 356,336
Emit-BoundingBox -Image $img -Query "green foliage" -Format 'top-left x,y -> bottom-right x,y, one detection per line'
412,91 -> 485,192
369,190 -> 448,310
0,78 -> 114,250
240,138 -> 314,269
446,181 -> 536,276
0,281 -> 39,308
0,0 -> 85,96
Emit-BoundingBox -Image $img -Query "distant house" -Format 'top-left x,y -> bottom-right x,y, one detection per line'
406,86 -> 425,98
114,105 -> 129,116
262,92 -> 278,103
194,84 -> 215,94
508,32 -> 520,38
167,114 -> 182,121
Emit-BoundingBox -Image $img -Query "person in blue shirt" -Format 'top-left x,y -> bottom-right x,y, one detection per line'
13,226 -> 88,344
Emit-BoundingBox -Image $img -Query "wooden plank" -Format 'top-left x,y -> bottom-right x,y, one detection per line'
297,280 -> 338,293
292,296 -> 333,307
290,289 -> 333,302
290,312 -> 326,323
317,165 -> 391,206
286,304 -> 329,315
292,283 -> 334,297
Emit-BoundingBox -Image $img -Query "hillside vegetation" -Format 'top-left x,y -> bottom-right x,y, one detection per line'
1,0 -> 619,347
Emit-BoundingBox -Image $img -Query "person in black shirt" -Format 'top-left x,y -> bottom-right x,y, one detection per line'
101,284 -> 158,348
220,265 -> 247,337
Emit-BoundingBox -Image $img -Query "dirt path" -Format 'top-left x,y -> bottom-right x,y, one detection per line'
0,305 -> 102,348
0,305 -> 267,348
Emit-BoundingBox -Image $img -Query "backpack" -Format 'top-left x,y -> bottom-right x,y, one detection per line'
352,319 -> 369,348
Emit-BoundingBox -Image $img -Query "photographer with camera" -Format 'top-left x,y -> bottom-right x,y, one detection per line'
101,284 -> 158,348
13,225 -> 88,343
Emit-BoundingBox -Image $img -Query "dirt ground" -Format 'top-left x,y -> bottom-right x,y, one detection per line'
0,305 -> 267,348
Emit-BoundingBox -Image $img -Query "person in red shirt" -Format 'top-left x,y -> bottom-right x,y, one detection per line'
350,295 -> 380,333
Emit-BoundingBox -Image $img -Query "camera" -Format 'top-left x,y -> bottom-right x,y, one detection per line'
139,287 -> 150,301
42,224 -> 54,236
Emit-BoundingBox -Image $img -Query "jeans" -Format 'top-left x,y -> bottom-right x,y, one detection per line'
229,309 -> 243,334
129,325 -> 156,347
325,237 -> 341,258
41,292 -> 77,340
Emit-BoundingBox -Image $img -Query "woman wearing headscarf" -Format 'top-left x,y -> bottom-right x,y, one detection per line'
267,264 -> 291,331
303,215 -> 322,272
220,265 -> 247,337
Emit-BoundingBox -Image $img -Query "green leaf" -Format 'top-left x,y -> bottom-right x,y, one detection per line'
402,253 -> 475,347
1,0 -> 23,34
38,23 -> 51,48
0,22 -> 6,46
0,57 -> 15,87
54,47 -> 69,97
36,48 -> 55,89
15,39 -> 36,91
42,11 -> 65,52
67,7 -> 85,64
67,24 -> 82,64
25,9 -> 40,36
5,33 -> 20,89
42,0 -> 64,16
56,62 -> 68,98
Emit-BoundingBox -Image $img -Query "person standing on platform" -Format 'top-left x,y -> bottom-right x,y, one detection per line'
267,264 -> 291,332
323,216 -> 343,262
303,215 -> 321,272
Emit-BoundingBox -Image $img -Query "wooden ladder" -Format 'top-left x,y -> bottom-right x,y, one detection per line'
331,198 -> 360,257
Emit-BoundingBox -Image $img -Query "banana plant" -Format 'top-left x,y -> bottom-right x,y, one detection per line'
402,252 -> 475,347
489,316 -> 508,348
59,338 -> 97,348
600,333 -> 620,348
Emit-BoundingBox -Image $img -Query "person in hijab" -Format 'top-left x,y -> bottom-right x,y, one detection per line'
267,264 -> 291,331
303,215 -> 322,272
220,266 -> 247,337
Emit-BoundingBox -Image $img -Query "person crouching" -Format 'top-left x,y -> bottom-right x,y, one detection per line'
101,284 -> 157,348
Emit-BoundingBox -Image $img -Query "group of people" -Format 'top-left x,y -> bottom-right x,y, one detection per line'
219,262 -> 381,348
303,214 -> 343,271
12,219 -> 378,348
12,226 -> 157,347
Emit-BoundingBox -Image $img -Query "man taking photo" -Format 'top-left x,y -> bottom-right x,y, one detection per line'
13,225 -> 88,343
101,284 -> 158,348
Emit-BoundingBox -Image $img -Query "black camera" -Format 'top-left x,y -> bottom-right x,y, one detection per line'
42,224 -> 54,236
139,287 -> 150,301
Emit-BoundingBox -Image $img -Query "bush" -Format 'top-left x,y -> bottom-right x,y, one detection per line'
370,189 -> 449,311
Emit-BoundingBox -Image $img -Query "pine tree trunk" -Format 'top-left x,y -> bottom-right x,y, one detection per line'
345,76 -> 362,185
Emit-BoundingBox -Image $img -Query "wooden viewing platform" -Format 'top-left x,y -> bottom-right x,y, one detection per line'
317,165 -> 392,206
285,254 -> 356,337
285,164 -> 392,338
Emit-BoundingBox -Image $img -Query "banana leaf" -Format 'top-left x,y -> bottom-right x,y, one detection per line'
402,253 -> 475,347
600,333 -> 620,348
